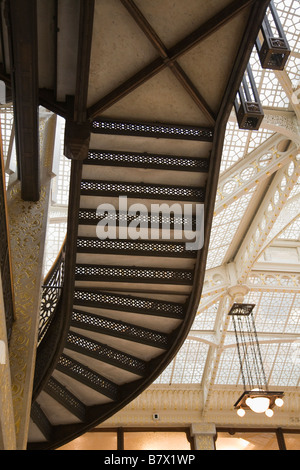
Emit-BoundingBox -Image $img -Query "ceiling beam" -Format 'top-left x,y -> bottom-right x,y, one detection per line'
73,0 -> 95,123
6,0 -> 40,201
120,0 -> 216,125
87,0 -> 256,118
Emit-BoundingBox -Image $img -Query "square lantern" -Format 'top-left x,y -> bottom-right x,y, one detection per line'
234,65 -> 264,131
256,0 -> 290,70
228,303 -> 284,418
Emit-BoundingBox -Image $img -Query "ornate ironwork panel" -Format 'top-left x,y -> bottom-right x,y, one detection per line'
91,119 -> 214,142
45,377 -> 86,421
56,354 -> 119,400
38,245 -> 65,345
75,264 -> 194,284
86,149 -> 209,172
80,180 -> 205,202
66,331 -> 147,375
78,208 -> 196,231
73,289 -> 185,319
71,309 -> 169,349
76,237 -> 196,258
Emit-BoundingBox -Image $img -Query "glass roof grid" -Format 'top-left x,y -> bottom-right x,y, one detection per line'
220,121 -> 250,174
0,106 -> 14,159
214,341 -> 297,387
175,340 -> 208,384
274,0 -> 300,54
268,342 -> 300,387
206,189 -> 255,269
43,221 -> 67,277
259,71 -> 290,108
220,120 -> 274,176
259,342 -> 280,385
214,347 -> 242,386
284,293 -> 300,334
155,340 -> 209,384
247,291 -> 298,334
278,215 -> 300,240
285,54 -> 300,89
154,360 -> 174,384
192,301 -> 220,331
54,120 -> 71,207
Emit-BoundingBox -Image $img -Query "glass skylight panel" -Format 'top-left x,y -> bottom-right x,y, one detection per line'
244,291 -> 299,335
154,360 -> 174,384
192,301 -> 220,330
284,294 -> 300,334
155,340 -> 208,384
278,216 -> 300,240
285,55 -> 300,89
220,121 -> 250,173
0,106 -> 14,159
274,0 -> 300,54
55,120 -> 71,206
43,120 -> 70,275
259,71 -> 290,108
214,348 -> 242,385
268,342 -> 300,387
43,221 -> 67,276
220,120 -> 274,174
206,189 -> 255,269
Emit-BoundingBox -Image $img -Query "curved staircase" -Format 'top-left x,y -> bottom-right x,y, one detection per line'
29,118 -> 212,449
1,0 -> 270,450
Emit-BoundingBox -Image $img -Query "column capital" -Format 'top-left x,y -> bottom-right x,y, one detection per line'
227,284 -> 249,303
190,423 -> 216,450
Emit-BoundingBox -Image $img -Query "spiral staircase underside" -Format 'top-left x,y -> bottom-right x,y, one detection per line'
1,0 -> 270,450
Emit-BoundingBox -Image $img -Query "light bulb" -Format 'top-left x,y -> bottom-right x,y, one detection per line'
237,408 -> 245,417
275,398 -> 284,407
246,396 -> 270,413
265,408 -> 274,417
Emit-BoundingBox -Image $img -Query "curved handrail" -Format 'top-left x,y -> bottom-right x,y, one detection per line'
38,239 -> 66,345
0,124 -> 15,343
32,159 -> 83,401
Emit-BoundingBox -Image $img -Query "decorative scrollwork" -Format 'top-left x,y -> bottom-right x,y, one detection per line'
38,244 -> 65,345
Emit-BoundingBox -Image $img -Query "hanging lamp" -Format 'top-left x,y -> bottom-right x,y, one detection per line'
229,303 -> 284,418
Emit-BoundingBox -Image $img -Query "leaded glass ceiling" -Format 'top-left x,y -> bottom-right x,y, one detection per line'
154,0 -> 300,389
0,0 -> 299,394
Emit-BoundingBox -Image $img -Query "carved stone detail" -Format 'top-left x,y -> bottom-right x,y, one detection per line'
5,116 -> 55,449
